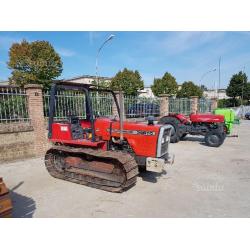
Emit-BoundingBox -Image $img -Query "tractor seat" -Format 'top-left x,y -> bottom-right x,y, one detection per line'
68,116 -> 92,140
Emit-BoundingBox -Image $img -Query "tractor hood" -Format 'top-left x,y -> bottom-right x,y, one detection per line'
94,117 -> 162,139
190,113 -> 225,123
94,117 -> 165,157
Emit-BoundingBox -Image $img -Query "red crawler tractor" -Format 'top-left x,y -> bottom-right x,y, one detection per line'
45,82 -> 173,192
159,113 -> 226,147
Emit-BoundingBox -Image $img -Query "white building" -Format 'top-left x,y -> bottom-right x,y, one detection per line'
64,75 -> 112,85
203,89 -> 229,99
138,87 -> 155,98
0,80 -> 9,86
0,75 -> 112,86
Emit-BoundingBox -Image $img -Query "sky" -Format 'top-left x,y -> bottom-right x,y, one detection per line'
0,31 -> 250,89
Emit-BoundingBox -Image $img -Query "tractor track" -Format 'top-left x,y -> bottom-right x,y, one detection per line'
45,145 -> 139,192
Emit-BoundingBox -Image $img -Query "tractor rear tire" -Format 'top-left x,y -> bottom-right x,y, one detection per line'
158,116 -> 180,143
204,130 -> 224,147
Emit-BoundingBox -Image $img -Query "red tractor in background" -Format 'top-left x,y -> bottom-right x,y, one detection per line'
45,82 -> 173,192
158,113 -> 227,147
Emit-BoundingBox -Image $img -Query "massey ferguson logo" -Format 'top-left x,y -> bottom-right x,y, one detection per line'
137,130 -> 155,136
107,129 -> 156,136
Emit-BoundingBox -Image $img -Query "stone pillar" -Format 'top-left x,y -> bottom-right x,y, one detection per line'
211,97 -> 218,111
159,94 -> 170,117
191,96 -> 199,114
25,84 -> 47,156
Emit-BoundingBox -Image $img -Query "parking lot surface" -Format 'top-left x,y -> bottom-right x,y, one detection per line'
0,120 -> 249,218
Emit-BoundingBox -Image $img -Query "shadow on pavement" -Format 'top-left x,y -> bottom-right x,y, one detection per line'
139,170 -> 167,183
10,181 -> 36,218
181,136 -> 204,143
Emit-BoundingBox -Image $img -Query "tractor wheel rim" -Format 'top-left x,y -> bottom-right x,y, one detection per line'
208,134 -> 219,144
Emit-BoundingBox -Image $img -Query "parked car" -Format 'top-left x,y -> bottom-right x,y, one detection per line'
126,103 -> 160,118
245,112 -> 250,120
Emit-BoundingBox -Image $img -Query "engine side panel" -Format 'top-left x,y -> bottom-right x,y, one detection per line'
94,118 -> 160,158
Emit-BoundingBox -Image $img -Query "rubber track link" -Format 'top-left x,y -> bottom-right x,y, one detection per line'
45,146 -> 139,192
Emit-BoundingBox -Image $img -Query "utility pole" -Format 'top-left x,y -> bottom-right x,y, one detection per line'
214,81 -> 216,98
241,66 -> 245,105
218,56 -> 221,99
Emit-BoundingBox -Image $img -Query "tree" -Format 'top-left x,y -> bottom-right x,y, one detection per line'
226,71 -> 247,100
91,79 -> 110,88
177,81 -> 203,98
243,83 -> 250,102
151,72 -> 178,96
109,68 -> 144,95
218,98 -> 242,108
8,40 -> 63,89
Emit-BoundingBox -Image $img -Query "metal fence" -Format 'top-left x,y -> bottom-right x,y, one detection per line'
43,90 -> 161,120
43,90 -> 114,120
169,97 -> 192,115
0,86 -> 215,124
232,105 -> 250,118
198,98 -> 212,113
90,92 -> 113,117
0,86 -> 30,123
43,90 -> 87,120
124,95 -> 160,118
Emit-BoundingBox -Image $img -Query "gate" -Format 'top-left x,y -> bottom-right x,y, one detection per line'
198,98 -> 212,113
169,98 -> 192,115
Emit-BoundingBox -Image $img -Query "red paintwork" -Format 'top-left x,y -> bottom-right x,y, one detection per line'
50,138 -> 106,147
50,123 -> 72,140
49,118 -> 161,158
169,113 -> 189,123
169,113 -> 224,123
189,113 -> 224,123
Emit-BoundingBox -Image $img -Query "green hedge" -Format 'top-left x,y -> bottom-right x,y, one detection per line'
218,98 -> 241,108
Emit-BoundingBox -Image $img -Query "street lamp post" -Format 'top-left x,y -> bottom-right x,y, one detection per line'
218,57 -> 221,93
95,34 -> 115,88
241,66 -> 245,106
199,68 -> 217,88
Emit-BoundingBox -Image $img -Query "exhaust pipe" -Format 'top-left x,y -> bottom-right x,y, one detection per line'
119,90 -> 124,141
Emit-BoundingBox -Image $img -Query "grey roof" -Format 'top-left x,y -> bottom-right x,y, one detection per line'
0,80 -> 9,86
64,75 -> 112,81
